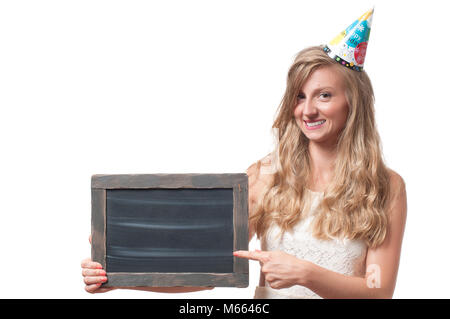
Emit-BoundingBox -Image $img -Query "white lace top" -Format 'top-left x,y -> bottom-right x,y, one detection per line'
254,189 -> 368,299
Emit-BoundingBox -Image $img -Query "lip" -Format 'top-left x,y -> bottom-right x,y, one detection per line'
304,119 -> 326,130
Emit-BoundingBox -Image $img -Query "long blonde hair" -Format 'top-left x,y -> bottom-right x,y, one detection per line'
251,46 -> 391,248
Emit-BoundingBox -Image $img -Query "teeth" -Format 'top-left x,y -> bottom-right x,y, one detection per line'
306,120 -> 325,127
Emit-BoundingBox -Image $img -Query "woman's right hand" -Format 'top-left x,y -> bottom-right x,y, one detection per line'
81,258 -> 115,293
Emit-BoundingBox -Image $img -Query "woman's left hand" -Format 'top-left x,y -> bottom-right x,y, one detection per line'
234,250 -> 313,289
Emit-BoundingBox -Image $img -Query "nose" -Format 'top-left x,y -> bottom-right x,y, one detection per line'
303,97 -> 319,118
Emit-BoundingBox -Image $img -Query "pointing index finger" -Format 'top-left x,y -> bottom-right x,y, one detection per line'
233,250 -> 267,262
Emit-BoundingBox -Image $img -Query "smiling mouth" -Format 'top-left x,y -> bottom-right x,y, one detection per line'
305,120 -> 326,128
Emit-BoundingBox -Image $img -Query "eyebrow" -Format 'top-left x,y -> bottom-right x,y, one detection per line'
298,86 -> 335,94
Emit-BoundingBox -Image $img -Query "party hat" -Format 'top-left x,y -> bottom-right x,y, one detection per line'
323,8 -> 374,71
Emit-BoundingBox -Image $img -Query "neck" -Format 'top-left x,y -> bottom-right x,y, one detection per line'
307,141 -> 338,191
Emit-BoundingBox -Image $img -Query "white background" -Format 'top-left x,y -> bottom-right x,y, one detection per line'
0,0 -> 449,299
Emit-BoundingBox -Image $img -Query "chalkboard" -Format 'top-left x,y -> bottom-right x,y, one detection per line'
91,174 -> 248,287
106,188 -> 234,273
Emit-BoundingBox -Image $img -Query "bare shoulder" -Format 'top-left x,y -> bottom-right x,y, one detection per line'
246,154 -> 275,204
386,168 -> 407,222
387,168 -> 406,199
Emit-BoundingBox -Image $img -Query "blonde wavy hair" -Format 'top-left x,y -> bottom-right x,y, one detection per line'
251,46 -> 391,248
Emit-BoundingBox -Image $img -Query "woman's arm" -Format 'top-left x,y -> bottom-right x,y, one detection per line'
119,286 -> 214,293
235,170 -> 407,298
304,171 -> 407,298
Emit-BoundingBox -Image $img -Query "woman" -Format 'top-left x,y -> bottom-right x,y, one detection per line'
82,46 -> 406,298
234,45 -> 407,298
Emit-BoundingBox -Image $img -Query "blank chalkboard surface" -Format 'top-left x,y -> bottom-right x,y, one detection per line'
91,173 -> 248,287
106,188 -> 234,273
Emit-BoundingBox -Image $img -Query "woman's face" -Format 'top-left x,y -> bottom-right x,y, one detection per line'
293,65 -> 349,146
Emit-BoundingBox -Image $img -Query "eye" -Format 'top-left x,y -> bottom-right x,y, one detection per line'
319,92 -> 332,99
297,93 -> 305,100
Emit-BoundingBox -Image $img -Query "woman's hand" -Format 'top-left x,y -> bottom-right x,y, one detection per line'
81,235 -> 114,293
234,250 -> 313,289
81,258 -> 115,293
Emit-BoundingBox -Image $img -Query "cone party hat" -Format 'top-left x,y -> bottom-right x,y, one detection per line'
323,8 -> 374,71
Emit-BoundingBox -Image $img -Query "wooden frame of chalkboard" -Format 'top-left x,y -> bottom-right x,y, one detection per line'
91,173 -> 248,288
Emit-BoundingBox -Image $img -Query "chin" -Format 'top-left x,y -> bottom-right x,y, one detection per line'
304,135 -> 326,143
302,130 -> 334,144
